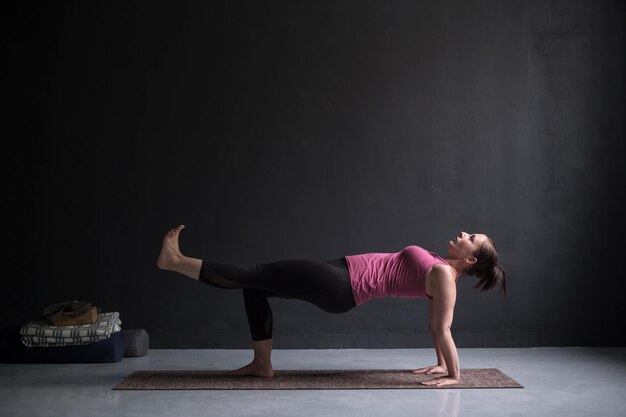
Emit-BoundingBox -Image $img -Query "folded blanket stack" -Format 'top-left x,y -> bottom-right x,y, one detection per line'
20,311 -> 122,348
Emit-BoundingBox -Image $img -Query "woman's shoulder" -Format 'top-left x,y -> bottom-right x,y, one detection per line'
425,263 -> 457,301
431,262 -> 455,275
429,263 -> 457,284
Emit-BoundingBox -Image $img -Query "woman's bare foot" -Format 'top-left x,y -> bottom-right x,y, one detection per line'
157,224 -> 186,271
228,361 -> 275,378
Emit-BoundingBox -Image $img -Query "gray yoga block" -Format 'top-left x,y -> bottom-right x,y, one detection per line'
122,329 -> 149,357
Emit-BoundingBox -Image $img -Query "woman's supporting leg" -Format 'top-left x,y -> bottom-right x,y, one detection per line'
156,225 -> 202,280
197,258 -> 355,377
227,289 -> 275,376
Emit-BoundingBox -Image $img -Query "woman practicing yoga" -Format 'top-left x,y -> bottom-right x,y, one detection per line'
157,224 -> 506,387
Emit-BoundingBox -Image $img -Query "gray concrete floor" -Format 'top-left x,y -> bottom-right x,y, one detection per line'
1,347 -> 625,417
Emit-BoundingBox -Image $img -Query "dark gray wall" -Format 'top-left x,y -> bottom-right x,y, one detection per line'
4,0 -> 624,348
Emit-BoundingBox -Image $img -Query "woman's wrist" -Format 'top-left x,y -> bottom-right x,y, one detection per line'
447,368 -> 460,380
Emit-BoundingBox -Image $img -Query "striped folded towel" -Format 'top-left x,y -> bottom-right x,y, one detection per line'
20,312 -> 122,347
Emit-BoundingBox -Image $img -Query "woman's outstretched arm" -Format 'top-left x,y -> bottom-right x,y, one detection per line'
411,300 -> 447,375
429,298 -> 448,370
420,268 -> 460,387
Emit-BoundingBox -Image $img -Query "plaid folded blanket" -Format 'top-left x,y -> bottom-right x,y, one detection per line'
20,312 -> 122,347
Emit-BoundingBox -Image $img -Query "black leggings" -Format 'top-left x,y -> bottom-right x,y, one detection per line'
199,257 -> 357,341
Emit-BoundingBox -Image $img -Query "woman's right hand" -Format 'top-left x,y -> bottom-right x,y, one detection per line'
411,365 -> 447,375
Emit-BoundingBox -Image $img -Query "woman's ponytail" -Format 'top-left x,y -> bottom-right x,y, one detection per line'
467,238 -> 507,297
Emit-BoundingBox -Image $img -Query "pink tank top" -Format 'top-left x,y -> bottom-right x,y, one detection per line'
345,245 -> 451,305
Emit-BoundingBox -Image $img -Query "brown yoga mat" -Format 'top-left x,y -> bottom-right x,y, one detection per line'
113,368 -> 523,390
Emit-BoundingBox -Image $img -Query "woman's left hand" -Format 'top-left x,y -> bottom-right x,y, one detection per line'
420,376 -> 460,387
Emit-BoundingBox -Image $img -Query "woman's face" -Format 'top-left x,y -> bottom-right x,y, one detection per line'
447,231 -> 489,260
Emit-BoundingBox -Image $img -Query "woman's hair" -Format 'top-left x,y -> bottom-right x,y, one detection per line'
466,236 -> 507,296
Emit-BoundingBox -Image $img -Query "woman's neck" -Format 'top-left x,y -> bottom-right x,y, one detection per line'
444,257 -> 465,278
